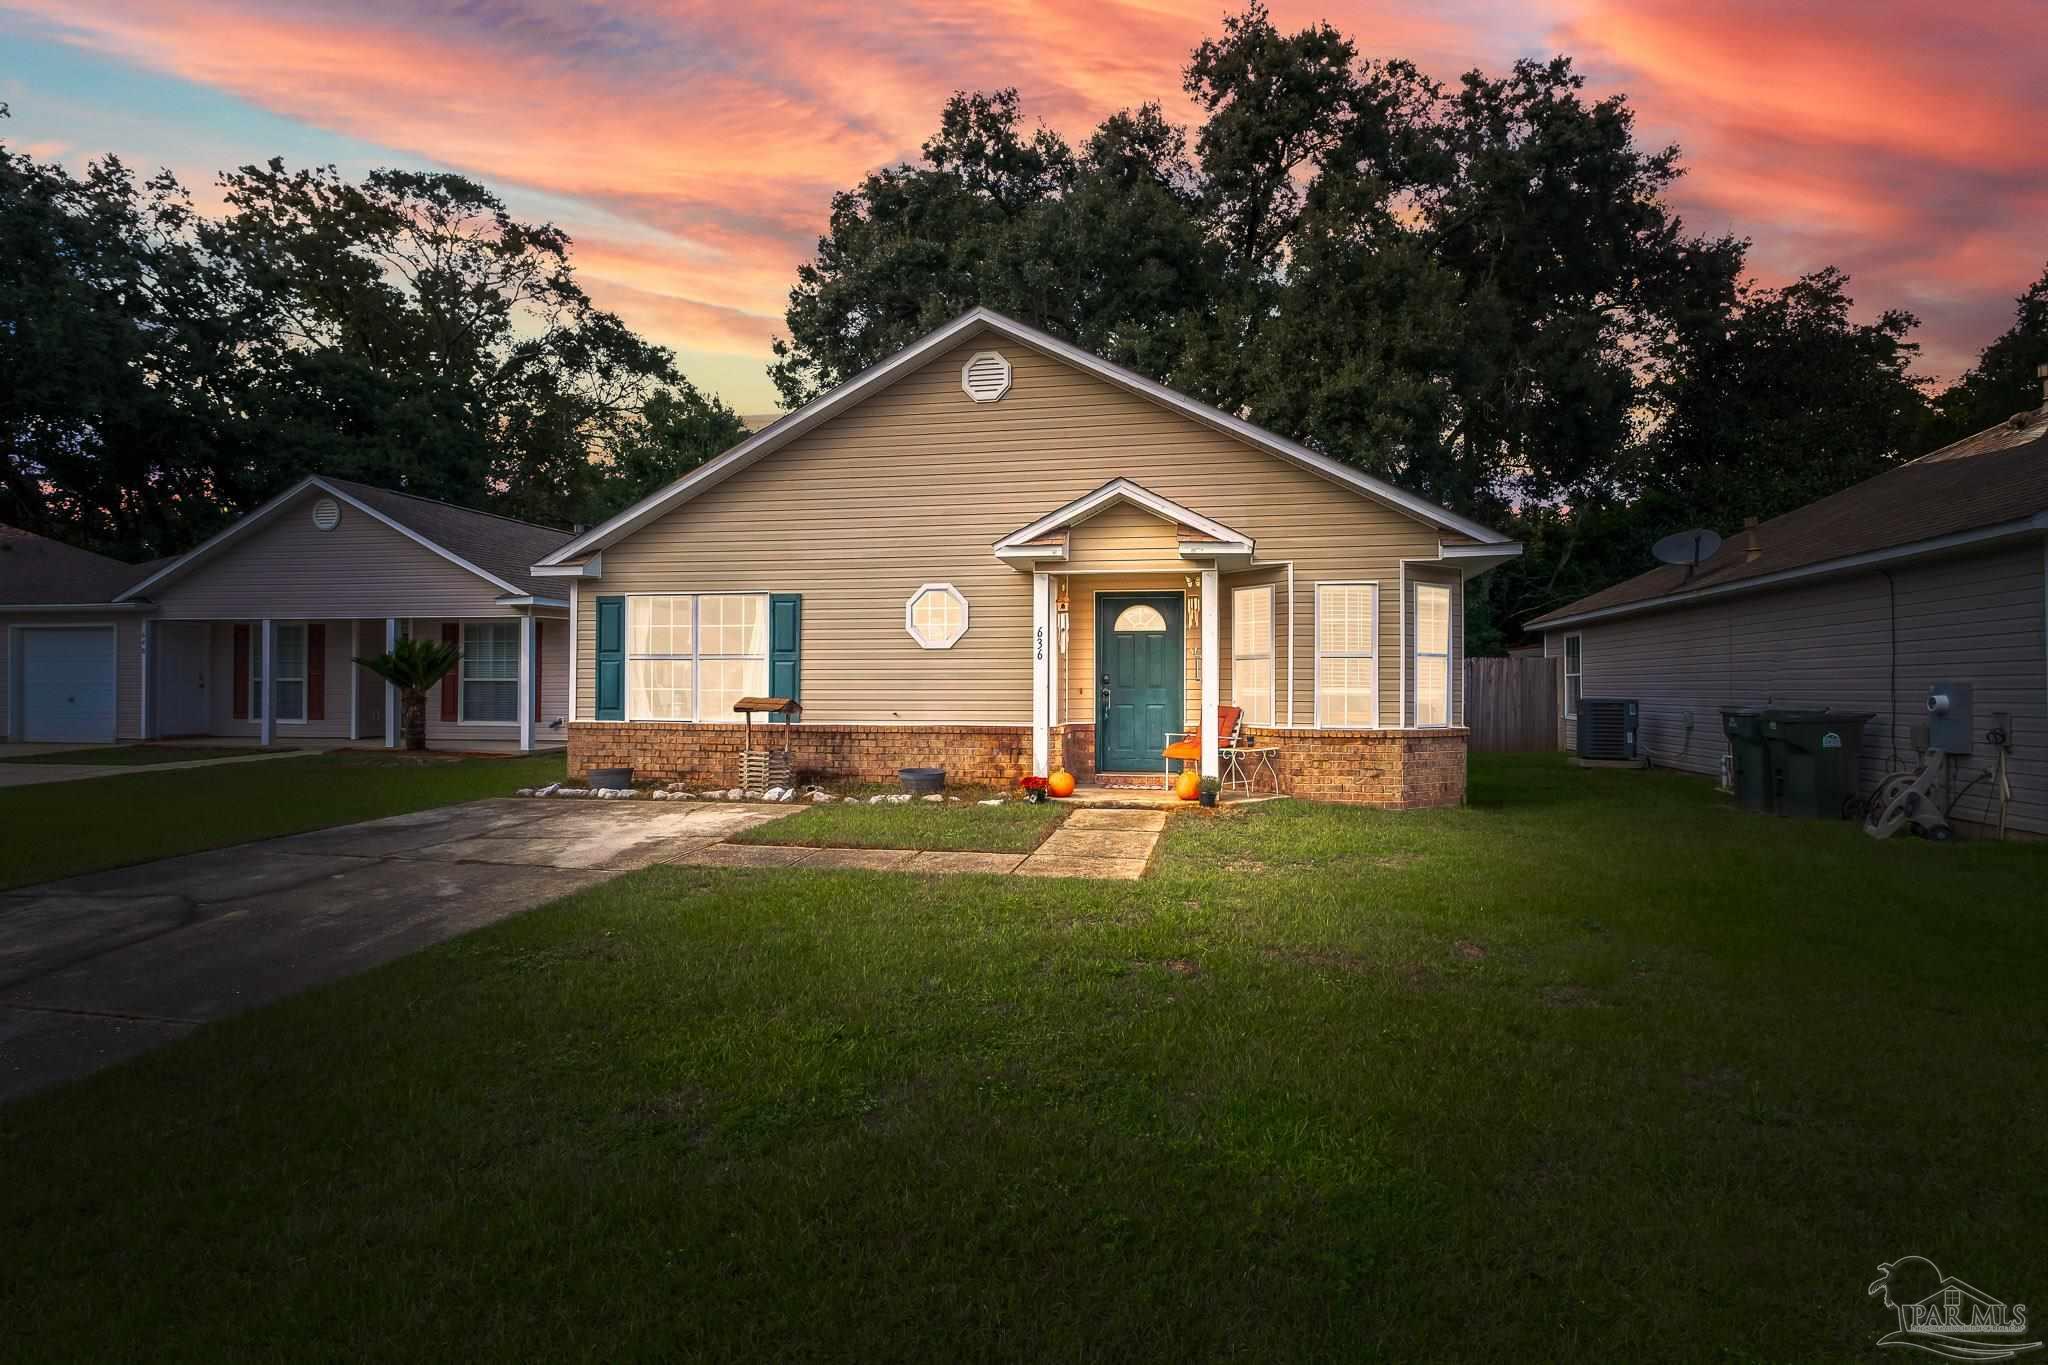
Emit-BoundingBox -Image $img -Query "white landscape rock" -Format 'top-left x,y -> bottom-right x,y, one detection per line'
921,793 -> 945,803
886,793 -> 912,804
977,798 -> 1005,806
867,794 -> 888,805
809,791 -> 834,803
762,787 -> 787,802
536,783 -> 560,798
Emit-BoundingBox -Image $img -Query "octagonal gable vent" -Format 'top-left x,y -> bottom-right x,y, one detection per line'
311,496 -> 342,531
961,350 -> 1012,403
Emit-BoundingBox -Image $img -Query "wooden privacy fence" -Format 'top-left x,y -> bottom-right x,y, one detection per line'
1465,655 -> 1561,752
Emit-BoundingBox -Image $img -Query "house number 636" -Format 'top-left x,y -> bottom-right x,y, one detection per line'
1035,626 -> 1045,661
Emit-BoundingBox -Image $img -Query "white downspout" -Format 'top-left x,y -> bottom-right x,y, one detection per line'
384,617 -> 398,748
1200,568 -> 1219,778
518,613 -> 535,753
259,618 -> 276,748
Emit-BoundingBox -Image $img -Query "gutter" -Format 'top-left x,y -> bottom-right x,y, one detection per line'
0,601 -> 155,613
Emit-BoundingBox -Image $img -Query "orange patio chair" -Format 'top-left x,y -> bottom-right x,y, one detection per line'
1162,705 -> 1243,786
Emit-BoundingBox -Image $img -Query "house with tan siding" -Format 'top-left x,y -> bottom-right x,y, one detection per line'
1531,385 -> 2048,837
533,309 -> 1522,805
8,476 -> 575,750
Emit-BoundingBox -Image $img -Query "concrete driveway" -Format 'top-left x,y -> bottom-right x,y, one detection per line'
0,797 -> 794,1103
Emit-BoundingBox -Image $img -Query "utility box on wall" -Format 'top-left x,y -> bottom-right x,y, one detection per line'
1926,682 -> 1974,754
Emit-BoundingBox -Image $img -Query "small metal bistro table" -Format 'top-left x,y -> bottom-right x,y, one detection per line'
1220,745 -> 1283,796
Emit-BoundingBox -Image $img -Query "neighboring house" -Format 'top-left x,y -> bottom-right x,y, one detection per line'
1530,387 -> 2048,836
0,527 -> 168,744
532,308 -> 1522,805
5,476 -> 574,750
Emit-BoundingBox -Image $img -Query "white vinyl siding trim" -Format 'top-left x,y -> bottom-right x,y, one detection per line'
1231,584 -> 1274,725
460,621 -> 520,723
1563,633 -> 1583,720
1414,583 -> 1452,727
625,593 -> 768,722
1314,582 -> 1378,728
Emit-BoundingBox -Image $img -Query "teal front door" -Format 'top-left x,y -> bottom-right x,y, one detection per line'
1095,592 -> 1184,773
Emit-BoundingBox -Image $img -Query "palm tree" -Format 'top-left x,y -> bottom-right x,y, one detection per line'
353,637 -> 461,751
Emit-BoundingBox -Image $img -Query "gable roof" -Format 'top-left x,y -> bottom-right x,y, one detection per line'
119,475 -> 574,605
994,479 -> 1255,565
1529,405 -> 2048,631
0,525 -> 168,606
537,307 -> 1512,568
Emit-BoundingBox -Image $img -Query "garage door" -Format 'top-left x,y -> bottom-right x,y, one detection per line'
20,628 -> 117,743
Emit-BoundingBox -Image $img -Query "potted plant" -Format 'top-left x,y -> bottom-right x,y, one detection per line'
1197,775 -> 1220,808
1019,774 -> 1050,804
352,636 -> 461,751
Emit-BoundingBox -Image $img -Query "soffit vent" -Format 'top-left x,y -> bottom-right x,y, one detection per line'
961,350 -> 1013,403
311,497 -> 342,531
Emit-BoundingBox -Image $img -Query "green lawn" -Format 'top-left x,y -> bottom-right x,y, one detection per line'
731,792 -> 1069,852
3,755 -> 2043,1360
0,743 -> 286,765
0,749 -> 565,889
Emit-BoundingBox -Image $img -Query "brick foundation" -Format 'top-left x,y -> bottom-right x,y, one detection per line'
1242,726 -> 1468,808
569,720 -> 1464,807
569,722 -> 1032,787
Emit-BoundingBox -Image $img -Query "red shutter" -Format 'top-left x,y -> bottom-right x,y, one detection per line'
532,621 -> 544,722
306,623 -> 326,721
441,623 -> 460,722
232,625 -> 250,719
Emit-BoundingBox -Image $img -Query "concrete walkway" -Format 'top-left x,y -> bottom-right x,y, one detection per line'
0,747 -> 317,789
667,806 -> 1168,880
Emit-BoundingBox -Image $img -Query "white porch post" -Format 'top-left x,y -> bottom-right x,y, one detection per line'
1031,571 -> 1053,776
348,620 -> 361,741
1200,568 -> 1219,779
383,617 -> 399,748
139,618 -> 154,741
518,613 -> 535,753
259,618 -> 276,748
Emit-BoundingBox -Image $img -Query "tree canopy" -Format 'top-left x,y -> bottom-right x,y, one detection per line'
1,108 -> 744,556
768,4 -> 1994,645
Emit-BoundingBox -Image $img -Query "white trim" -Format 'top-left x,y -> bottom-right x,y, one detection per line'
384,617 -> 399,748
1562,633 -> 1583,721
458,620 -> 521,725
536,308 -> 1511,568
1230,582 -> 1276,726
905,582 -> 971,649
1200,569 -> 1219,778
259,619 -> 275,746
139,618 -> 153,741
519,615 -> 535,752
118,475 -> 546,603
994,478 -> 1253,557
568,588 -> 579,725
348,620 -> 360,742
1032,572 -> 1052,776
1287,563 -> 1296,727
493,594 -> 569,610
531,554 -> 602,579
1530,514 -> 2048,630
0,601 -> 152,613
620,592 -> 771,723
570,717 -> 1036,728
1312,581 -> 1381,730
1412,581 -> 1453,728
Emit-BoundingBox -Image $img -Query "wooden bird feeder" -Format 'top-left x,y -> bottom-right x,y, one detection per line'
733,696 -> 800,790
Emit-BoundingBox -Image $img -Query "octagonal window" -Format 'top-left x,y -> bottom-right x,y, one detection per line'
906,583 -> 970,649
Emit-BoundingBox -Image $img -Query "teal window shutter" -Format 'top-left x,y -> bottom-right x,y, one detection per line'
769,594 -> 801,720
595,596 -> 625,720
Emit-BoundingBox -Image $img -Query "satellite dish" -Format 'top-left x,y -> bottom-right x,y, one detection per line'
1652,528 -> 1723,567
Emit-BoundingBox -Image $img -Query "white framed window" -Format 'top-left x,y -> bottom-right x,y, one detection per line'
1314,583 -> 1378,728
905,583 -> 969,649
626,594 -> 768,721
1563,633 -> 1582,719
460,622 -> 520,723
1414,582 -> 1452,727
255,624 -> 308,723
1231,584 -> 1274,725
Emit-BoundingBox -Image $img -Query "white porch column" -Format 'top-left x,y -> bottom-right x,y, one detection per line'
1031,571 -> 1053,776
1200,568 -> 1219,779
259,618 -> 276,748
348,620 -> 360,741
139,618 -> 154,740
518,613 -> 535,753
383,617 -> 399,748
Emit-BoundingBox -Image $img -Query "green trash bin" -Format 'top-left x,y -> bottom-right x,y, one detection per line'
1762,708 -> 1874,820
1721,707 -> 1771,812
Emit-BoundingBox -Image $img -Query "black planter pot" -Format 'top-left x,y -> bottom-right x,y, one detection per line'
1198,790 -> 1217,808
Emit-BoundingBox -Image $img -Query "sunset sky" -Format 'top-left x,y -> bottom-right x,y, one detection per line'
4,1 -> 2043,413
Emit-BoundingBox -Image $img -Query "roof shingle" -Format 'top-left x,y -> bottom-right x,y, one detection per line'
0,526 -> 163,605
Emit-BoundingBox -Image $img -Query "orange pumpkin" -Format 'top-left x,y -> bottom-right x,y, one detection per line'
1174,768 -> 1202,801
1047,769 -> 1077,799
